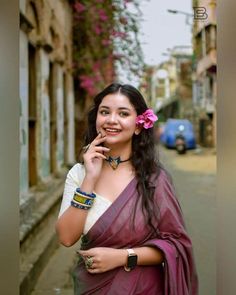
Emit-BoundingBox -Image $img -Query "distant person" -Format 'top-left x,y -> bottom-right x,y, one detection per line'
56,83 -> 198,294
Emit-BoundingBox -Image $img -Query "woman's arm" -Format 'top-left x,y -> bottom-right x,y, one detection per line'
79,246 -> 164,274
132,246 -> 164,265
55,133 -> 109,247
55,176 -> 96,247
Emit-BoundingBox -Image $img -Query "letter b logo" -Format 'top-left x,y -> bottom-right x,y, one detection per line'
193,7 -> 208,20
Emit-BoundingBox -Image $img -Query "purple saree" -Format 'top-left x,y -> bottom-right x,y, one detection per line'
73,169 -> 198,295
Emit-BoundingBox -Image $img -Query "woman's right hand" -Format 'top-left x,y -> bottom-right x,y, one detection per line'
82,132 -> 110,181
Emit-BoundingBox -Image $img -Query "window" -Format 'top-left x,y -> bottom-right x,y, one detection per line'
28,43 -> 37,186
63,72 -> 68,165
49,62 -> 57,173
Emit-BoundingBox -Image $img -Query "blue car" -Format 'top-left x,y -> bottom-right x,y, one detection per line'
160,119 -> 196,149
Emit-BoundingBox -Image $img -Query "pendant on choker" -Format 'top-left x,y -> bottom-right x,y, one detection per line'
105,156 -> 130,170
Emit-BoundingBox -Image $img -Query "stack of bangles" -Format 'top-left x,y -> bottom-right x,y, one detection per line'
71,188 -> 96,210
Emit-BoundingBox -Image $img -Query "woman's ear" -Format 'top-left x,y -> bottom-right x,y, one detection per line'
134,126 -> 142,135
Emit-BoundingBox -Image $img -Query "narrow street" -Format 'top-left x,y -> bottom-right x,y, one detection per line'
31,240 -> 77,294
159,145 -> 216,295
31,145 -> 216,295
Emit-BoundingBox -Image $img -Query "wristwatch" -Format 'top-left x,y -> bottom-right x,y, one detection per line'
124,249 -> 138,272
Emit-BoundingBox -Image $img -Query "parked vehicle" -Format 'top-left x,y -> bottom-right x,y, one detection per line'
160,119 -> 196,152
175,132 -> 186,154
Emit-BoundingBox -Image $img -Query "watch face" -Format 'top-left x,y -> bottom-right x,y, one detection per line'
127,254 -> 137,268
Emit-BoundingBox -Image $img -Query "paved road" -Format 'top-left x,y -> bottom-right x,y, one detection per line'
159,145 -> 216,295
32,145 -> 216,295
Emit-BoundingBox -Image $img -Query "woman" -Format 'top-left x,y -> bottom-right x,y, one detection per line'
56,83 -> 198,294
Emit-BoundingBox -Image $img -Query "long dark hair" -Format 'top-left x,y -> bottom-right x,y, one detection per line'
82,83 -> 162,234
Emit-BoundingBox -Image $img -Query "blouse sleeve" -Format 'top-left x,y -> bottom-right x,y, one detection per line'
58,163 -> 85,218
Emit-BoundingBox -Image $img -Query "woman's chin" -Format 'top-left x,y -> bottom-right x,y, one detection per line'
105,138 -> 132,149
104,140 -> 117,147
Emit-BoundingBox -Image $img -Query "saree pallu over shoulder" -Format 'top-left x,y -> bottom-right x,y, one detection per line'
73,169 -> 198,295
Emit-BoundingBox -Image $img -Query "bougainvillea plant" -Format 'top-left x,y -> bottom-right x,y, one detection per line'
69,0 -> 146,98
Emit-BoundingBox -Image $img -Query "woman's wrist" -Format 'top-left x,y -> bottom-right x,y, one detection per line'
80,176 -> 97,194
116,249 -> 128,268
115,246 -> 165,269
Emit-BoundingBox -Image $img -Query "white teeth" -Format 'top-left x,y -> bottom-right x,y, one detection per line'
105,128 -> 120,132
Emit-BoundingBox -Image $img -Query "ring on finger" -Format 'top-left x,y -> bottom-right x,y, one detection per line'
82,144 -> 91,154
85,256 -> 94,269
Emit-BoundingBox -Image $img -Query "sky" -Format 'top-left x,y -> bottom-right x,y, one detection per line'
139,0 -> 193,66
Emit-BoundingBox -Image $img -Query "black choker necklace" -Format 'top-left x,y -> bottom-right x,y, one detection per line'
105,156 -> 131,170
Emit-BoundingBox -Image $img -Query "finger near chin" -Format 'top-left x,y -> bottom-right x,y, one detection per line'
94,135 -> 107,145
94,146 -> 110,152
96,132 -> 103,139
93,152 -> 107,159
97,130 -> 106,137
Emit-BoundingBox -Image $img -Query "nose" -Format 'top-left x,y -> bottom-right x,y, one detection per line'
106,113 -> 118,124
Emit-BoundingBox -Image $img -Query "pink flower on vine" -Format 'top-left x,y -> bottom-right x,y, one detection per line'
92,62 -> 101,72
112,31 -> 128,39
74,2 -> 86,13
124,0 -> 132,8
94,25 -> 102,35
80,76 -> 94,89
98,9 -> 108,21
136,109 -> 158,129
101,39 -> 110,46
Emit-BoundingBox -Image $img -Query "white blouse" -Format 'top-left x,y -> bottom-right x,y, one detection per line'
58,163 -> 112,234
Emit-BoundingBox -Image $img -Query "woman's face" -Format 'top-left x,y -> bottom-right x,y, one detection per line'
96,93 -> 141,147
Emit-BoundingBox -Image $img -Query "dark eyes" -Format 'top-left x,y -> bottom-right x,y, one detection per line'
100,110 -> 109,115
119,111 -> 129,117
99,110 -> 129,117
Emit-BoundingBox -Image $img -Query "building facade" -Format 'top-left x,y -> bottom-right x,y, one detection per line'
140,46 -> 193,123
192,0 -> 217,147
20,1 -> 75,293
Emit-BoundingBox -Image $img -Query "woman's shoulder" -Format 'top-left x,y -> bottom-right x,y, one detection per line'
151,164 -> 173,187
151,165 -> 175,198
68,162 -> 85,173
67,163 -> 85,185
152,165 -> 180,208
158,166 -> 173,184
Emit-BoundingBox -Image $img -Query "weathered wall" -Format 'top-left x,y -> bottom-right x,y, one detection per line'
20,30 -> 29,196
56,65 -> 64,170
20,0 -> 75,195
20,1 -> 76,293
38,49 -> 51,179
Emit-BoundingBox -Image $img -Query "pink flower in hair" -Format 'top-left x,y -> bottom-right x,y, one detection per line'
136,109 -> 158,129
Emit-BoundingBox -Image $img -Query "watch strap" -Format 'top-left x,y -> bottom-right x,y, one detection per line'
124,248 -> 137,272
127,248 -> 135,255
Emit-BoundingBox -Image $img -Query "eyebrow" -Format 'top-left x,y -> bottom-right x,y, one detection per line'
99,105 -> 131,111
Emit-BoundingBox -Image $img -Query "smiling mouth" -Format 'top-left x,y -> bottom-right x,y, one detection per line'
104,128 -> 121,134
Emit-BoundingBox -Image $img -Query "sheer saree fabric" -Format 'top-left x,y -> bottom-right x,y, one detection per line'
72,168 -> 198,295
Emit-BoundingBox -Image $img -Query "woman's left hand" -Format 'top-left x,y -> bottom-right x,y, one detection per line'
79,247 -> 126,274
